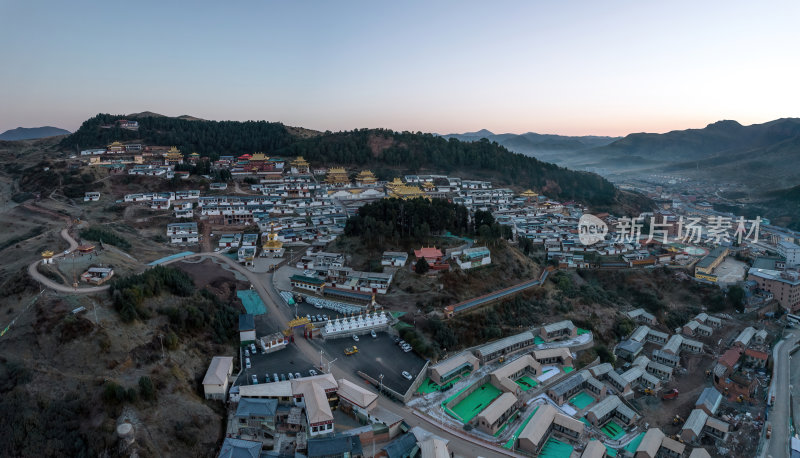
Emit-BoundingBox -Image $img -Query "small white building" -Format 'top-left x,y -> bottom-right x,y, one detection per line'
83,192 -> 101,202
167,222 -> 199,244
456,246 -> 491,270
239,314 -> 256,343
174,202 -> 193,218
202,356 -> 234,400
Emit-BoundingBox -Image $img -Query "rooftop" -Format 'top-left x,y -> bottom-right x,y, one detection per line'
476,331 -> 534,357
202,356 -> 233,385
307,435 -> 363,458
235,398 -> 278,418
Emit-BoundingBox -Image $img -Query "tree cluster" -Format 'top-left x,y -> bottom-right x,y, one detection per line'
108,266 -> 195,322
79,226 -> 131,250
344,197 -> 469,247
60,113 -> 293,160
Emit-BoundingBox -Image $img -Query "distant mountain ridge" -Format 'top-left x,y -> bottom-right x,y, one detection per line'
0,126 -> 70,141
556,117 -> 800,191
592,118 -> 800,162
439,129 -> 620,161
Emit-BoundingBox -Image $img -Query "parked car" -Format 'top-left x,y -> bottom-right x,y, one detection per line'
316,315 -> 323,322
288,373 -> 295,380
393,336 -> 401,343
251,375 -> 258,384
244,349 -> 250,357
280,373 -> 287,381
353,334 -> 359,342
273,373 -> 279,382
266,373 -> 271,383
250,343 -> 257,354
322,314 -> 328,321
295,372 -> 301,379
245,358 -> 251,369
306,314 -> 311,321
399,340 -> 407,346
402,371 -> 412,380
309,369 -> 318,376
371,330 -> 377,338
402,346 -> 412,353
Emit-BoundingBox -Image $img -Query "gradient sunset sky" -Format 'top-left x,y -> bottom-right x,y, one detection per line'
1,1 -> 798,136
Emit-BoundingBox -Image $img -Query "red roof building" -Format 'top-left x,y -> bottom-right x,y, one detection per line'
719,348 -> 743,368
744,349 -> 768,360
414,247 -> 443,262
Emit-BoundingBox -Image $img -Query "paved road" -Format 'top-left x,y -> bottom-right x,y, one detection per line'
765,328 -> 799,458
26,228 -> 111,294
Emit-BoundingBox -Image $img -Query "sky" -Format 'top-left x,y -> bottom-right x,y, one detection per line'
1,1 -> 799,136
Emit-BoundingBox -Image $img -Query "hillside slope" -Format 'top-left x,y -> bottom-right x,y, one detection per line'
61,113 -> 642,209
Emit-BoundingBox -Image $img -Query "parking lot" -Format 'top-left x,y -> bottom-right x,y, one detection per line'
237,342 -> 318,385
312,331 -> 427,395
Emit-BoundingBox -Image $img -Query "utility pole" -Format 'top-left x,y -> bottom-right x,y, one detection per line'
379,373 -> 384,395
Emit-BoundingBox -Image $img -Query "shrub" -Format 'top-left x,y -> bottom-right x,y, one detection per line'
138,376 -> 156,401
79,226 -> 131,250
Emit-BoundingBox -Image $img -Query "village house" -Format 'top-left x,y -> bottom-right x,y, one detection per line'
627,308 -> 658,326
474,392 -> 521,435
695,387 -> 722,416
532,347 -> 573,367
491,355 -> 542,394
429,352 -> 480,386
290,275 -> 325,293
381,251 -> 408,267
455,246 -> 492,270
516,404 -> 585,455
83,191 -> 100,202
744,349 -> 769,368
547,370 -> 605,406
234,398 -> 278,439
336,378 -> 378,418
734,327 -> 756,347
202,356 -> 233,400
683,320 -> 713,337
635,428 -> 685,458
81,266 -> 114,285
474,331 -> 536,363
585,395 -> 637,428
166,222 -> 199,243
539,320 -> 578,342
239,314 -> 256,343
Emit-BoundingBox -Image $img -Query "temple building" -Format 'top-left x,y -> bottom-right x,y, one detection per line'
164,146 -> 183,165
386,178 -> 427,200
355,170 -> 378,187
290,156 -> 310,174
325,167 -> 350,186
521,189 -> 539,202
107,141 -> 125,153
262,224 -> 285,257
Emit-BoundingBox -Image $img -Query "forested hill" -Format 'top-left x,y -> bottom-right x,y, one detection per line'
61,113 -> 632,207
60,113 -> 294,154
